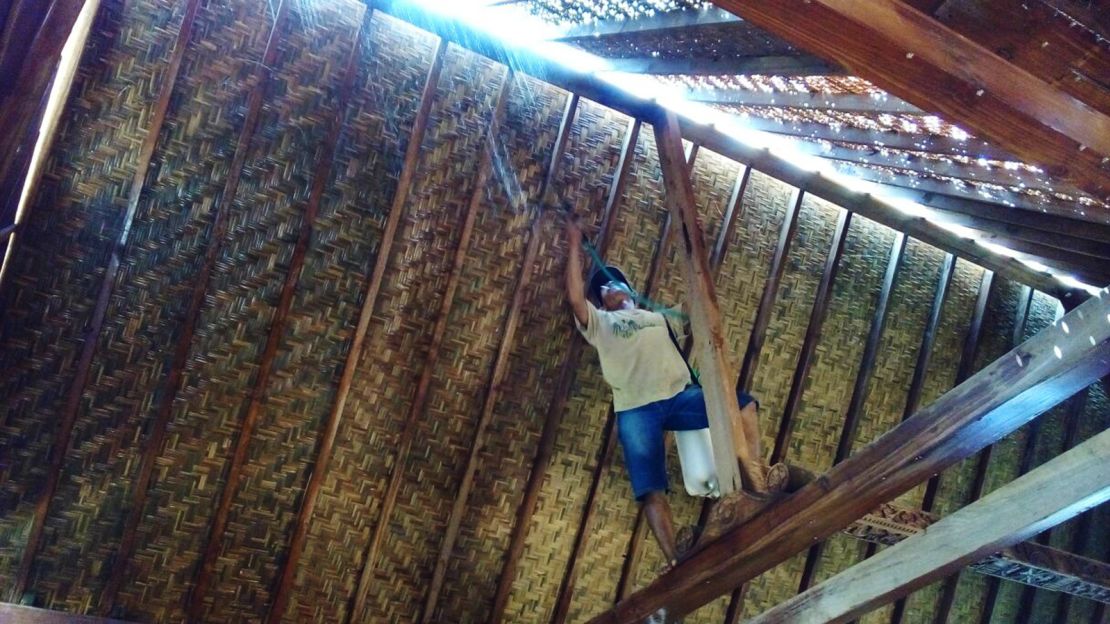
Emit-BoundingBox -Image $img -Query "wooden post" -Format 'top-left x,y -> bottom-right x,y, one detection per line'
654,109 -> 750,494
589,288 -> 1110,623
746,427 -> 1110,624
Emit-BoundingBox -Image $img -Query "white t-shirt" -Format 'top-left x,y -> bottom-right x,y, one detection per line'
575,302 -> 691,411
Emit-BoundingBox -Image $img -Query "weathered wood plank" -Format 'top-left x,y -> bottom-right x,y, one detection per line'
556,6 -> 737,40
607,54 -> 839,77
588,287 -> 1110,623
746,428 -> 1110,624
0,604 -> 136,624
685,89 -> 922,115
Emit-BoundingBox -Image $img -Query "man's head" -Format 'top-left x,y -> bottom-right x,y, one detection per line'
588,266 -> 635,311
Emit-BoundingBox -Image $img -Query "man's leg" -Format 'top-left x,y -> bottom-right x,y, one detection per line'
641,490 -> 679,566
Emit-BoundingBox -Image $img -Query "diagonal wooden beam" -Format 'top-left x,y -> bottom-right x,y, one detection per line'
188,13 -> 367,620
588,285 -> 1110,623
656,109 -> 750,493
747,427 -> 1110,624
260,36 -> 446,624
912,191 -> 1110,244
713,0 -> 1110,199
7,0 -> 201,605
685,89 -> 922,115
100,3 -> 291,615
416,72 -> 515,624
922,211 -> 1110,262
375,0 -> 1079,300
0,603 -> 139,624
487,92 -> 582,624
606,54 -> 840,77
708,165 -> 751,280
555,6 -> 737,40
770,209 -> 852,465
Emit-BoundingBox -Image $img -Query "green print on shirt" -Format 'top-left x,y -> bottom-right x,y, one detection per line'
610,316 -> 655,339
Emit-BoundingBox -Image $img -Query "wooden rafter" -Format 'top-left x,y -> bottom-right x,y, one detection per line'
101,3 -> 292,615
606,54 -> 841,76
798,232 -> 907,594
685,89 -> 922,115
185,14 -> 367,620
923,210 -> 1110,261
555,6 -> 737,40
770,209 -> 851,465
746,428 -> 1110,624
418,72 -> 515,623
264,37 -> 448,624
375,0 -> 1077,300
915,191 -> 1110,243
588,287 -> 1110,623
712,0 -> 1110,200
488,92 -> 582,624
7,0 -> 202,605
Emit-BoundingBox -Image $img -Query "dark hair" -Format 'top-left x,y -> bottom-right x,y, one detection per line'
587,265 -> 631,303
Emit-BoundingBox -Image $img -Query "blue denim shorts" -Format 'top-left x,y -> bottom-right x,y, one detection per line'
616,386 -> 758,501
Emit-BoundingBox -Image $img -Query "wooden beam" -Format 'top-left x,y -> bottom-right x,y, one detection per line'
416,73 -> 515,623
946,226 -> 1110,280
547,118 -> 643,619
587,286 -> 1110,623
375,0 -> 1077,299
790,140 -> 1049,195
746,428 -> 1110,624
800,232 -> 906,593
189,14 -> 366,620
265,37 -> 447,624
606,54 -> 840,77
725,115 -> 1015,162
101,3 -> 290,615
923,211 -> 1110,262
9,0 -> 201,603
656,109 -> 750,493
0,604 -> 137,624
913,191 -> 1110,244
771,209 -> 852,465
685,89 -> 922,115
555,6 -> 737,40
738,189 -> 803,392
713,0 -> 1110,199
487,92 -> 582,624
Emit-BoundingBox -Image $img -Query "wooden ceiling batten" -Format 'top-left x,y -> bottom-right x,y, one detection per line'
770,208 -> 852,466
258,36 -> 447,624
712,0 -> 1110,200
416,71 -> 515,624
687,89 -> 923,115
100,1 -> 292,615
7,0 -> 202,606
608,53 -> 840,76
589,288 -> 1110,623
555,6 -> 738,40
487,91 -> 583,624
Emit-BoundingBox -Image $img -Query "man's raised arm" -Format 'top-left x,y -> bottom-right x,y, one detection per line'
564,215 -> 589,327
